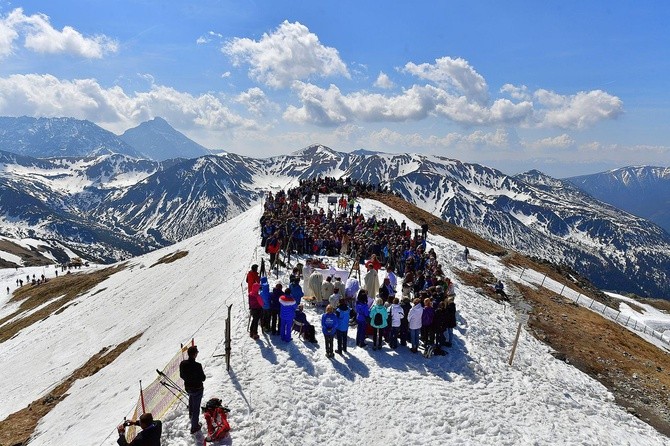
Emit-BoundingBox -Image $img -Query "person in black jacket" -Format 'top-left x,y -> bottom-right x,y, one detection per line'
179,346 -> 206,434
117,413 -> 162,446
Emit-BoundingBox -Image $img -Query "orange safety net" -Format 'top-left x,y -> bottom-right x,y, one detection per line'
125,339 -> 194,442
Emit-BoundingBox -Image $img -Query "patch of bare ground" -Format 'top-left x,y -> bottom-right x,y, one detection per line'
371,193 -> 670,437
638,297 -> 670,314
0,240 -> 56,268
0,265 -> 126,343
150,250 -> 188,268
0,333 -> 142,446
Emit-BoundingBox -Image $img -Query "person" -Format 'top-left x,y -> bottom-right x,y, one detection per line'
329,287 -> 341,308
421,221 -> 429,239
334,300 -> 351,354
117,412 -> 162,446
445,296 -> 457,347
434,300 -> 448,348
279,288 -> 297,342
248,282 -> 263,340
355,290 -> 370,348
369,298 -> 388,350
495,280 -> 508,300
246,264 -> 260,291
388,297 -> 404,349
202,399 -> 230,443
294,304 -> 317,343
289,276 -> 304,305
269,282 -> 283,335
463,246 -> 470,263
321,305 -> 338,358
363,263 -> 380,299
399,297 -> 411,347
378,277 -> 395,303
259,276 -> 272,333
321,276 -> 335,304
386,267 -> 398,291
365,254 -> 382,271
266,234 -> 281,267
407,298 -> 424,353
344,276 -> 360,305
179,346 -> 206,434
421,298 -> 435,347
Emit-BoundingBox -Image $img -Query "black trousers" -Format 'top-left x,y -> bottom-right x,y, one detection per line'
324,335 -> 334,355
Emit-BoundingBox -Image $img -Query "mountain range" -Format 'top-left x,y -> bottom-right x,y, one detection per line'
0,116 -> 668,299
568,166 -> 670,234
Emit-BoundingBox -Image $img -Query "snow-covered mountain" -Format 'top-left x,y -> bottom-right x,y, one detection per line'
567,166 -> 670,234
0,116 -> 142,158
120,117 -> 211,161
1,200 -> 668,445
1,142 -> 669,298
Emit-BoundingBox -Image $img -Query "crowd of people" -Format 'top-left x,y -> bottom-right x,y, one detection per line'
251,176 -> 461,357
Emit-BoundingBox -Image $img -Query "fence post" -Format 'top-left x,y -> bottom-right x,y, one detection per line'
560,284 -> 566,296
614,313 -> 620,322
540,274 -> 547,287
588,299 -> 594,309
575,294 -> 580,304
225,304 -> 233,372
519,268 -> 525,280
508,323 -> 523,366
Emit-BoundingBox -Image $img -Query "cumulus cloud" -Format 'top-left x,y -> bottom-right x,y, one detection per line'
535,89 -> 623,129
500,84 -> 531,101
234,87 -> 279,116
283,81 -> 533,127
0,73 -> 256,132
223,20 -> 349,88
403,56 -> 489,104
0,8 -> 118,59
374,72 -> 394,89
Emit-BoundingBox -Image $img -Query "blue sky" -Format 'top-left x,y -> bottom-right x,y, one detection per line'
1,1 -> 669,176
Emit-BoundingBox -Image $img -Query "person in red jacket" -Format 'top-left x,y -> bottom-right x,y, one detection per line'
248,282 -> 263,339
246,264 -> 260,291
365,254 -> 382,271
202,399 -> 230,443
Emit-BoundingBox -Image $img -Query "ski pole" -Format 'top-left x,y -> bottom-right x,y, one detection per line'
156,369 -> 187,396
159,381 -> 189,408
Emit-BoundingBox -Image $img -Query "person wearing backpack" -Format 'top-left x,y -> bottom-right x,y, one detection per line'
355,290 -> 370,348
334,301 -> 351,354
321,305 -> 338,358
445,296 -> 457,347
369,298 -> 388,350
201,398 -> 230,443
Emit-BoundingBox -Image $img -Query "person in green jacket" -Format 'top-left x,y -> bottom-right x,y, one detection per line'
369,298 -> 388,350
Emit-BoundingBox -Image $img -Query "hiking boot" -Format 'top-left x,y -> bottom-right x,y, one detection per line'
190,423 -> 202,434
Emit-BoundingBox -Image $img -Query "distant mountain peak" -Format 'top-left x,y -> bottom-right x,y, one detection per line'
120,117 -> 210,161
290,144 -> 340,158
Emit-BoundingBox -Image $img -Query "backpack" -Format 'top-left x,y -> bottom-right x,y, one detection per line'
373,310 -> 383,326
203,398 -> 230,413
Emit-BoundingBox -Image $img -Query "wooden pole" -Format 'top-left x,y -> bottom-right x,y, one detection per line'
508,323 -> 523,366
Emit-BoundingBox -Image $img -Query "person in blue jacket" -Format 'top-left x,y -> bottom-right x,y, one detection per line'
279,288 -> 297,342
334,301 -> 351,354
369,298 -> 389,350
355,290 -> 370,348
269,282 -> 283,335
259,276 -> 272,333
321,305 -> 338,358
289,277 -> 304,305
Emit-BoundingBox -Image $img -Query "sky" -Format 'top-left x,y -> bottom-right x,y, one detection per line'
1,197 -> 668,445
1,1 -> 669,177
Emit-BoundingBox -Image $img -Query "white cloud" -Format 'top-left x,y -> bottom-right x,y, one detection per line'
535,89 -> 623,129
403,56 -> 489,104
196,36 -> 209,44
234,87 -> 279,116
223,20 -> 349,88
0,73 -> 257,132
0,8 -> 118,59
523,134 -> 575,150
500,84 -> 531,101
283,81 -> 533,127
374,72 -> 395,89
362,127 -> 509,149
